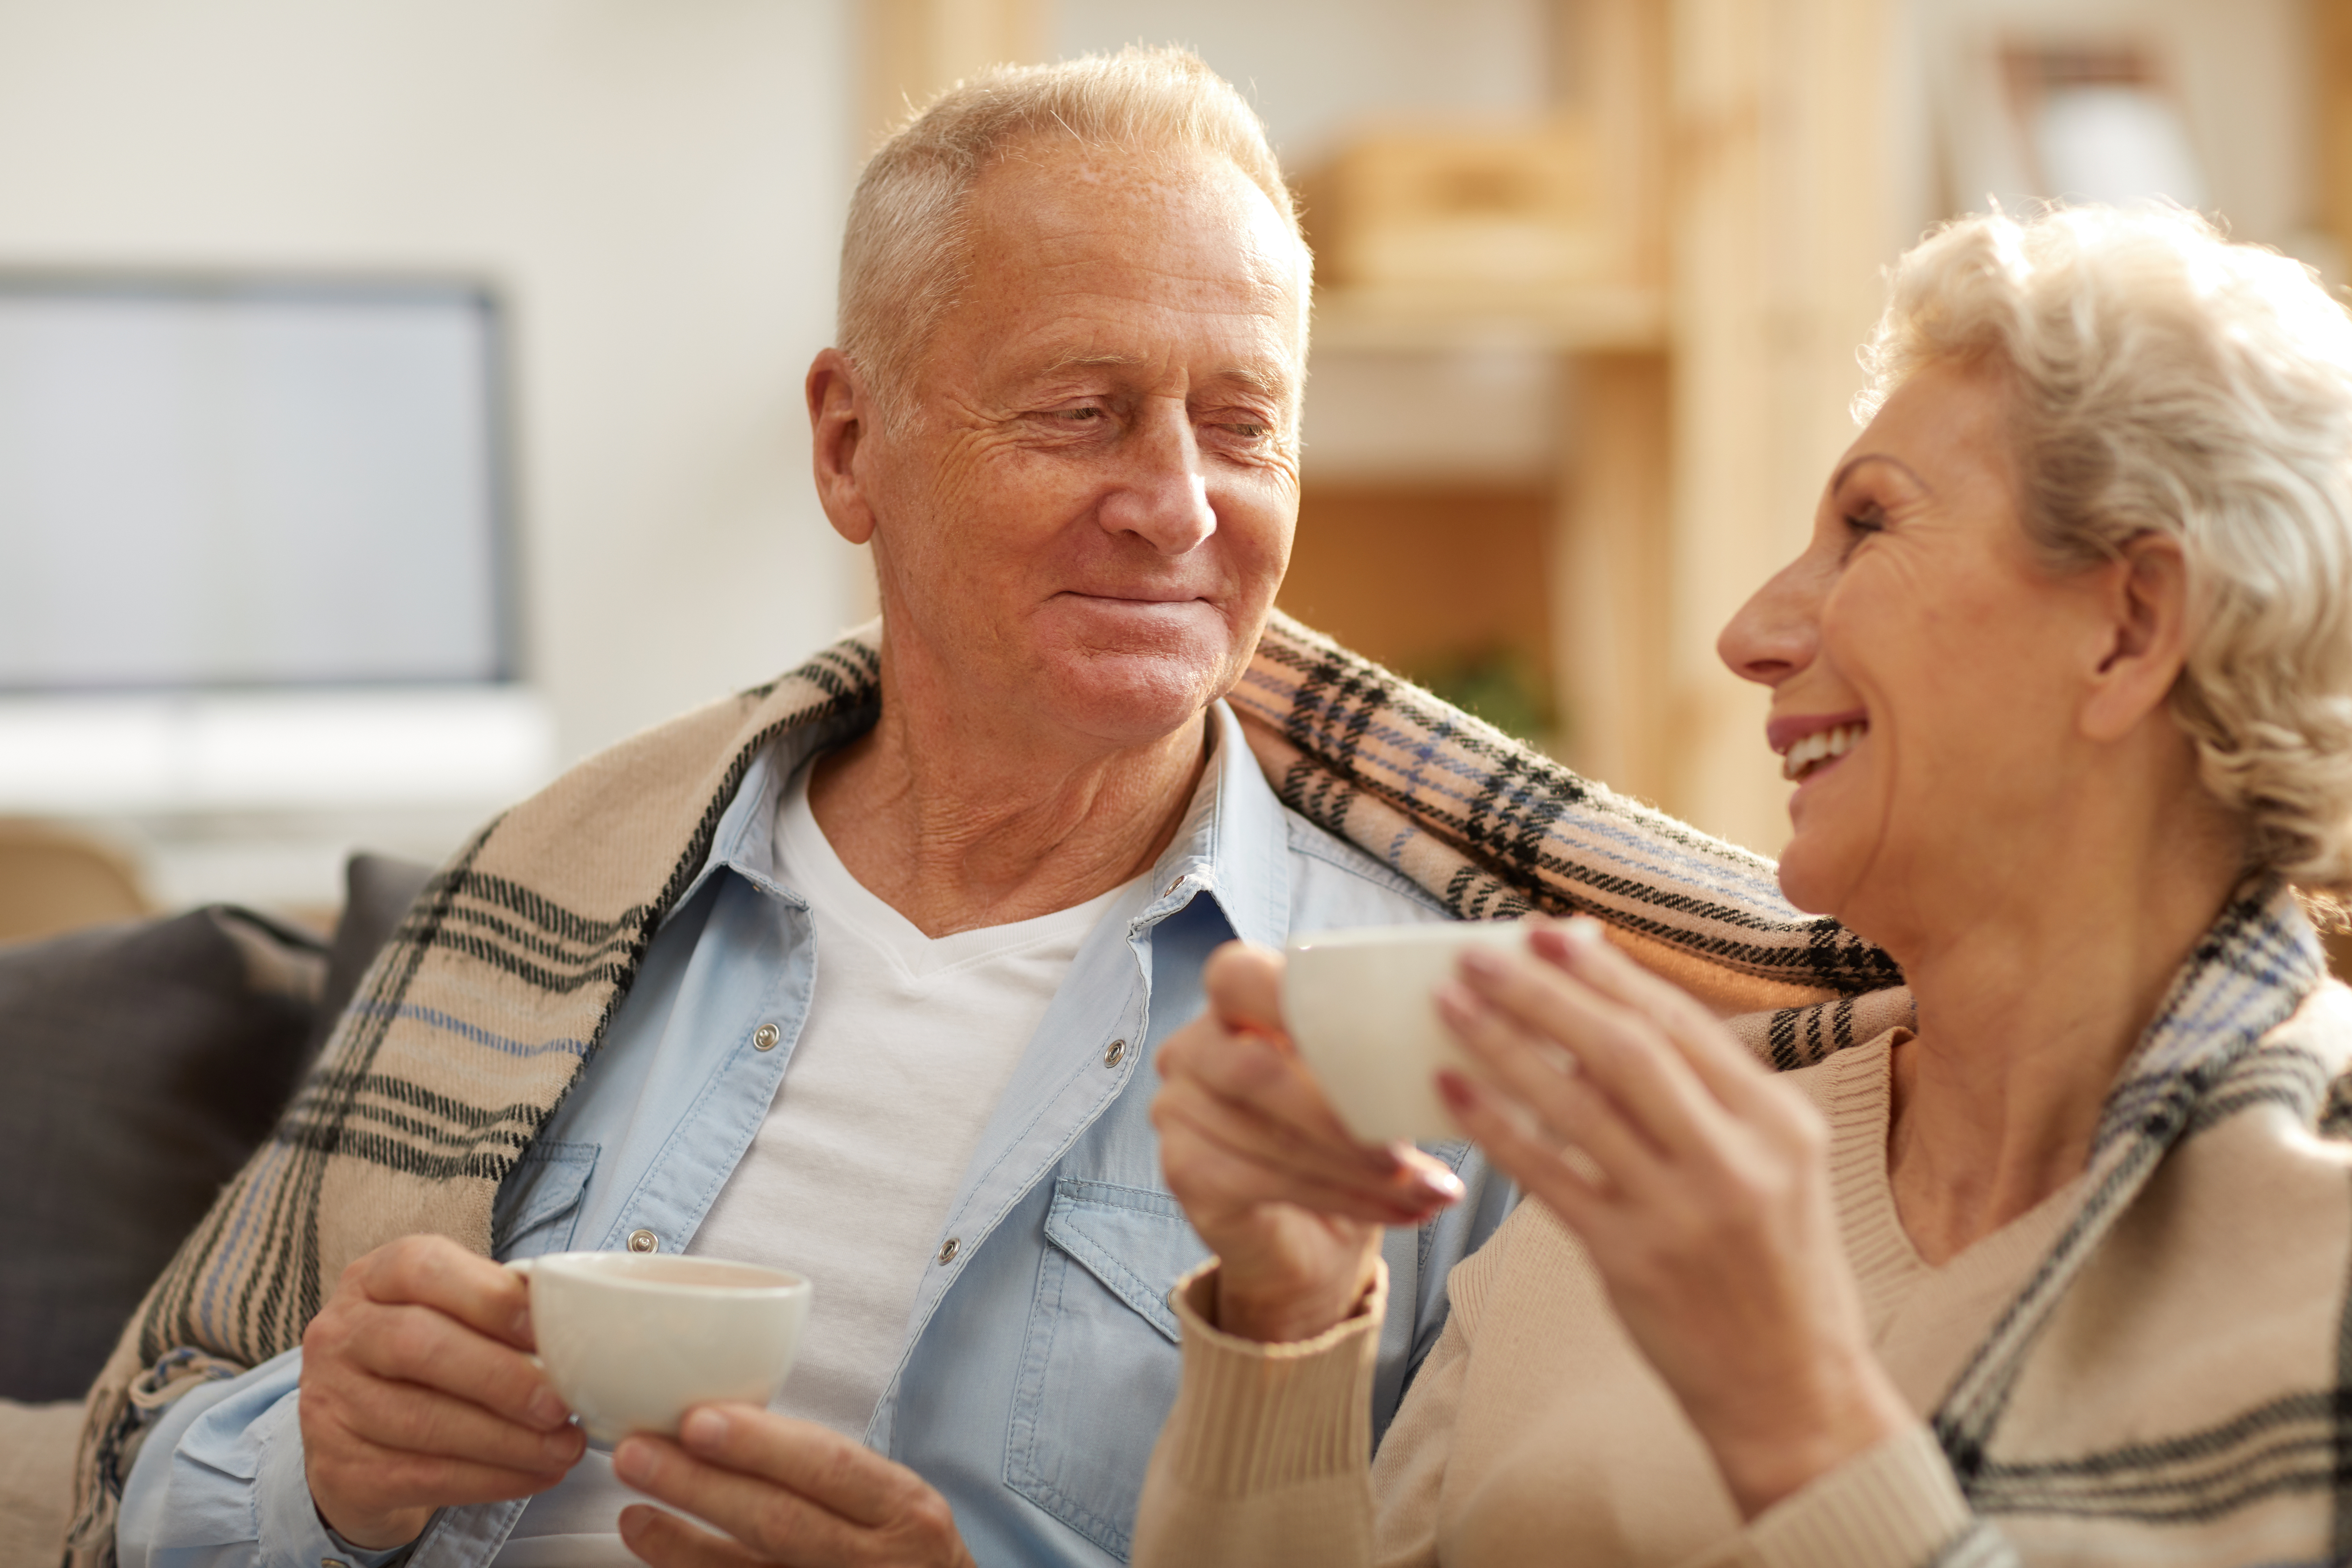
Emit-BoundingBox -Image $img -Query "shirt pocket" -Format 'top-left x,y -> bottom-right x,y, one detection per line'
491,1140 -> 599,1259
1006,1177 -> 1210,1563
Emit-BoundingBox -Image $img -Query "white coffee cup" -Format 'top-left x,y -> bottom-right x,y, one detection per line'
508,1252 -> 813,1445
1282,920 -> 1532,1144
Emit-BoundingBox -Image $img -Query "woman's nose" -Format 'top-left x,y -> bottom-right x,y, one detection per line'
1717,553 -> 1824,688
1100,405 -> 1217,554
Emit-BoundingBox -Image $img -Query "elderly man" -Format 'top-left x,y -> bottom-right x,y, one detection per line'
79,45 -> 1886,1568
86,49 -> 1508,1568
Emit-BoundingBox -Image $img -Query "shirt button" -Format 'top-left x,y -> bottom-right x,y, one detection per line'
323,1559 -> 350,1568
753,1023 -> 781,1051
1103,1039 -> 1126,1068
936,1237 -> 960,1265
627,1229 -> 659,1253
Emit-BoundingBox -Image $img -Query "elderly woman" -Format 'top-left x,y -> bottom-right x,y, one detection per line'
1131,203 -> 2352,1567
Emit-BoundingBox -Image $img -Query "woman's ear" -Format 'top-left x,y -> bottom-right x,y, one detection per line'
2081,532 -> 2193,743
807,348 -> 880,546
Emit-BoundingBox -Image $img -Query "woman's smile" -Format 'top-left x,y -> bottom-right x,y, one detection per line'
1769,710 -> 1870,783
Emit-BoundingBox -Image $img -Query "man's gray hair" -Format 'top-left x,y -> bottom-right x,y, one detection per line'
839,44 -> 1304,426
1861,205 -> 2352,898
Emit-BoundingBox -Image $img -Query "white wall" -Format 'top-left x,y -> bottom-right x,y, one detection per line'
0,0 -> 866,774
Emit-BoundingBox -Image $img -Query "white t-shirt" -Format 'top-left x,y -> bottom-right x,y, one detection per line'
495,762 -> 1132,1563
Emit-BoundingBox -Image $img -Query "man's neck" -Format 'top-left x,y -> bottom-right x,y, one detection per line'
805,680 -> 1211,940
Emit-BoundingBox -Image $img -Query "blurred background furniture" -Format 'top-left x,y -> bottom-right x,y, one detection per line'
0,820 -> 149,944
0,853 -> 432,1567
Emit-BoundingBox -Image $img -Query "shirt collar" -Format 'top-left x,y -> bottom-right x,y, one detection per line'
663,706 -> 869,921
669,698 -> 1291,948
1131,701 -> 1292,950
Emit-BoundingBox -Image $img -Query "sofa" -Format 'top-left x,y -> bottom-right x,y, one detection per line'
0,854 -> 433,1567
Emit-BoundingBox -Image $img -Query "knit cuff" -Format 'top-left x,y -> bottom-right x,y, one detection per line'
1740,1423 -> 1977,1568
1154,1258 -> 1388,1497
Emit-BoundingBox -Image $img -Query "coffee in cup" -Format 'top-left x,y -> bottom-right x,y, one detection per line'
1282,920 -> 1530,1144
508,1251 -> 813,1444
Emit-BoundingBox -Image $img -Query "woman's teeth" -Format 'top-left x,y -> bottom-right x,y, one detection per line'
1780,722 -> 1867,782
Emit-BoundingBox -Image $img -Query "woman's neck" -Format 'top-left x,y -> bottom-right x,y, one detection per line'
1873,772 -> 2245,1266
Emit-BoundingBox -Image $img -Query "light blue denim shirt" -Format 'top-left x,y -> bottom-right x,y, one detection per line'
119,701 -> 1517,1568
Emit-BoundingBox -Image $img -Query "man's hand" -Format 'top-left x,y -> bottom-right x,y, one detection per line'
613,1406 -> 974,1568
1150,942 -> 1464,1344
300,1235 -> 587,1548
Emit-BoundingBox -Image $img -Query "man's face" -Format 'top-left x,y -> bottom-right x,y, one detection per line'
853,142 -> 1306,750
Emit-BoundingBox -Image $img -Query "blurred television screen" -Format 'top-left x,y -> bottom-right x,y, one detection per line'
0,277 -> 512,692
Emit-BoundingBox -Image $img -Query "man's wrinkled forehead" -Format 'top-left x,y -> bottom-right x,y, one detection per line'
946,139 -> 1309,370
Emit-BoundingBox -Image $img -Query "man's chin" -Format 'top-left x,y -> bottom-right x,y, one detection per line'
1030,640 -> 1235,749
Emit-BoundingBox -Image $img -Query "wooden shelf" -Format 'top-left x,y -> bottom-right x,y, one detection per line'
1309,282 -> 1667,354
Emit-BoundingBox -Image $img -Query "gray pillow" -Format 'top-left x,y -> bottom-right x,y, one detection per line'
0,851 -> 433,1403
0,906 -> 325,1400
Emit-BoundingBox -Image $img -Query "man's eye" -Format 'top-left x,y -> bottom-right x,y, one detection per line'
1059,407 -> 1105,422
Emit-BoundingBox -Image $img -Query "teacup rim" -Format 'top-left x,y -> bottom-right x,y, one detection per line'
1286,918 -> 1527,954
513,1251 -> 811,1296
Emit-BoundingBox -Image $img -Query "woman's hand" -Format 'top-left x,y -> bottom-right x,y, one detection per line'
1152,942 -> 1466,1344
1435,919 -> 1911,1519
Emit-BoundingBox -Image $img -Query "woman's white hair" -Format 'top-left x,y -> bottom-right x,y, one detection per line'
1862,205 -> 2352,898
838,44 -> 1304,427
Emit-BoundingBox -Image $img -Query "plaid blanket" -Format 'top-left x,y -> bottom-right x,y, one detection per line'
66,613 -> 1907,1560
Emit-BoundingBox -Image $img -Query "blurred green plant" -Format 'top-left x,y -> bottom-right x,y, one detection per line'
1405,645 -> 1560,748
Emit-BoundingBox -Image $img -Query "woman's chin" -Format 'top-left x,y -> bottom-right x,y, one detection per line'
1773,838 -> 1855,919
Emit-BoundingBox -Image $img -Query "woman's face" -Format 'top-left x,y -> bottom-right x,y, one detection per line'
1717,359 -> 2124,941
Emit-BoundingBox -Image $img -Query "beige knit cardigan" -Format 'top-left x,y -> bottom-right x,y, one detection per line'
1134,905 -> 2352,1568
65,614 -> 1909,1563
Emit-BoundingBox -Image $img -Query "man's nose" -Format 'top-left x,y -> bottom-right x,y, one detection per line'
1717,551 -> 1826,688
1099,405 -> 1217,554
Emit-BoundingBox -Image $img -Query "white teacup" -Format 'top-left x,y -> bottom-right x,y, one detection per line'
509,1252 -> 813,1445
1282,920 -> 1532,1144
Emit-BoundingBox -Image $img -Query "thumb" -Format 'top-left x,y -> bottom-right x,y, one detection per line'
1203,941 -> 1287,1037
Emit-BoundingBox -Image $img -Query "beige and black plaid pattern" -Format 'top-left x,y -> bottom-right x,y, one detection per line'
67,615 -> 1915,1561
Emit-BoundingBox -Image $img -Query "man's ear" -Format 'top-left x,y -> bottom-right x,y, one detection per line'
2081,531 -> 2194,743
807,348 -> 880,546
